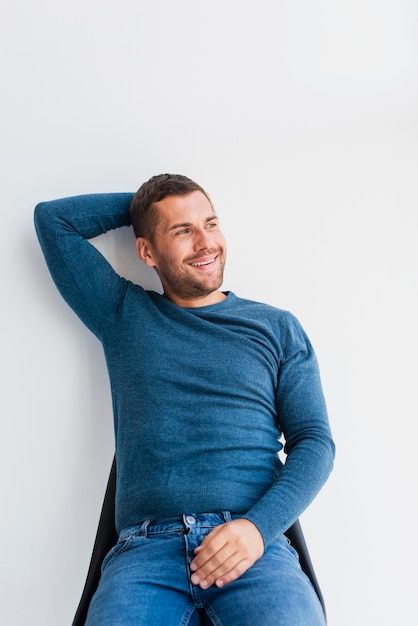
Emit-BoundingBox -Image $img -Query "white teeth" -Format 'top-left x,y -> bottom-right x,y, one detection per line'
191,259 -> 215,266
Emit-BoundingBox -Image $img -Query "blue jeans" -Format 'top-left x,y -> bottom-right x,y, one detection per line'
86,512 -> 325,625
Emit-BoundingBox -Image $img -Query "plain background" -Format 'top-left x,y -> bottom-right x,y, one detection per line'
1,1 -> 417,624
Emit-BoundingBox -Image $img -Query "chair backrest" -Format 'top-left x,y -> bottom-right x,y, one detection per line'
72,457 -> 326,625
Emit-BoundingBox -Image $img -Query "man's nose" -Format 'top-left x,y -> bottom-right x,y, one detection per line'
193,228 -> 213,250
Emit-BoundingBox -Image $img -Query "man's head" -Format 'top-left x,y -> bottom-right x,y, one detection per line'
130,173 -> 213,241
132,174 -> 227,307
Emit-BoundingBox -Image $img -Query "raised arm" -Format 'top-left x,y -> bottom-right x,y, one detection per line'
34,193 -> 134,339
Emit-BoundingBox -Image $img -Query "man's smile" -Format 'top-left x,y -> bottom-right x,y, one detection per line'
190,255 -> 218,268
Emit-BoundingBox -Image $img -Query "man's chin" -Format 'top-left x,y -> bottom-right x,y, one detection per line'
182,277 -> 224,300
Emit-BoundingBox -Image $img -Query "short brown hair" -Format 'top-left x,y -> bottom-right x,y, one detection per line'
130,173 -> 212,239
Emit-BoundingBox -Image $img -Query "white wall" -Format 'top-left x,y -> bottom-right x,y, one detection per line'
1,1 -> 417,624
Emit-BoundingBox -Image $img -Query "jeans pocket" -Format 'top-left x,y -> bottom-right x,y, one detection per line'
101,535 -> 133,573
284,535 -> 301,562
268,533 -> 301,564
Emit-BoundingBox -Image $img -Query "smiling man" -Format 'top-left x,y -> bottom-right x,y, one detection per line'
134,188 -> 227,307
34,173 -> 335,626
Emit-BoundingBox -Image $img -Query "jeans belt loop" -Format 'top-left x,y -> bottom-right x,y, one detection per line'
139,519 -> 151,537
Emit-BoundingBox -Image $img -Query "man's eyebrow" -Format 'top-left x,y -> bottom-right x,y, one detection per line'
168,216 -> 218,231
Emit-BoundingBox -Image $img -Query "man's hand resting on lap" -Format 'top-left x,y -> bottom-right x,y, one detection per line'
190,518 -> 264,589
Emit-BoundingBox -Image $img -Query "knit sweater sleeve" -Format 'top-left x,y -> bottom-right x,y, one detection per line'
242,313 -> 335,547
34,193 -> 134,339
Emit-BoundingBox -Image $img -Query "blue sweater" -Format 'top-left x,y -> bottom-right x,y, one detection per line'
34,193 -> 335,547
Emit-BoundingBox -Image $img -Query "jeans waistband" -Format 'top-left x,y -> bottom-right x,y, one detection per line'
119,511 -> 237,541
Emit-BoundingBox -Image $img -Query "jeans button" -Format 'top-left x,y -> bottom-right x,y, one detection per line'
185,515 -> 196,525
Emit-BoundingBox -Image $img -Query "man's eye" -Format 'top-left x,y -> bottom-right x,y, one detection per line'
176,229 -> 189,235
206,222 -> 217,229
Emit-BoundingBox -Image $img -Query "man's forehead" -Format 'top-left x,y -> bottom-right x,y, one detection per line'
155,192 -> 217,222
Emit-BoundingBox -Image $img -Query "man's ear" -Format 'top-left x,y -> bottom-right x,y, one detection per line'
136,237 -> 157,267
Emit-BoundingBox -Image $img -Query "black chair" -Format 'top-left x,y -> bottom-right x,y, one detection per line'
72,457 -> 326,625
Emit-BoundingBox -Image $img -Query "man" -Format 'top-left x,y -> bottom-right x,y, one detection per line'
35,174 -> 335,625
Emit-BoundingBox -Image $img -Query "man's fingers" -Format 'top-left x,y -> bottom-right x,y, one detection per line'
191,553 -> 249,589
189,519 -> 264,589
190,540 -> 230,581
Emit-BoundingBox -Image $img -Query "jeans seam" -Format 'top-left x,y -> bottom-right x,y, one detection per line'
179,604 -> 199,626
204,605 -> 223,626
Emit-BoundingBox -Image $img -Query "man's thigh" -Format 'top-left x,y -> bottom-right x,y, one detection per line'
200,534 -> 326,626
85,533 -> 199,626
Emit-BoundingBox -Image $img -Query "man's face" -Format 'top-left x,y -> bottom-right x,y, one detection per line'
136,191 -> 227,307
